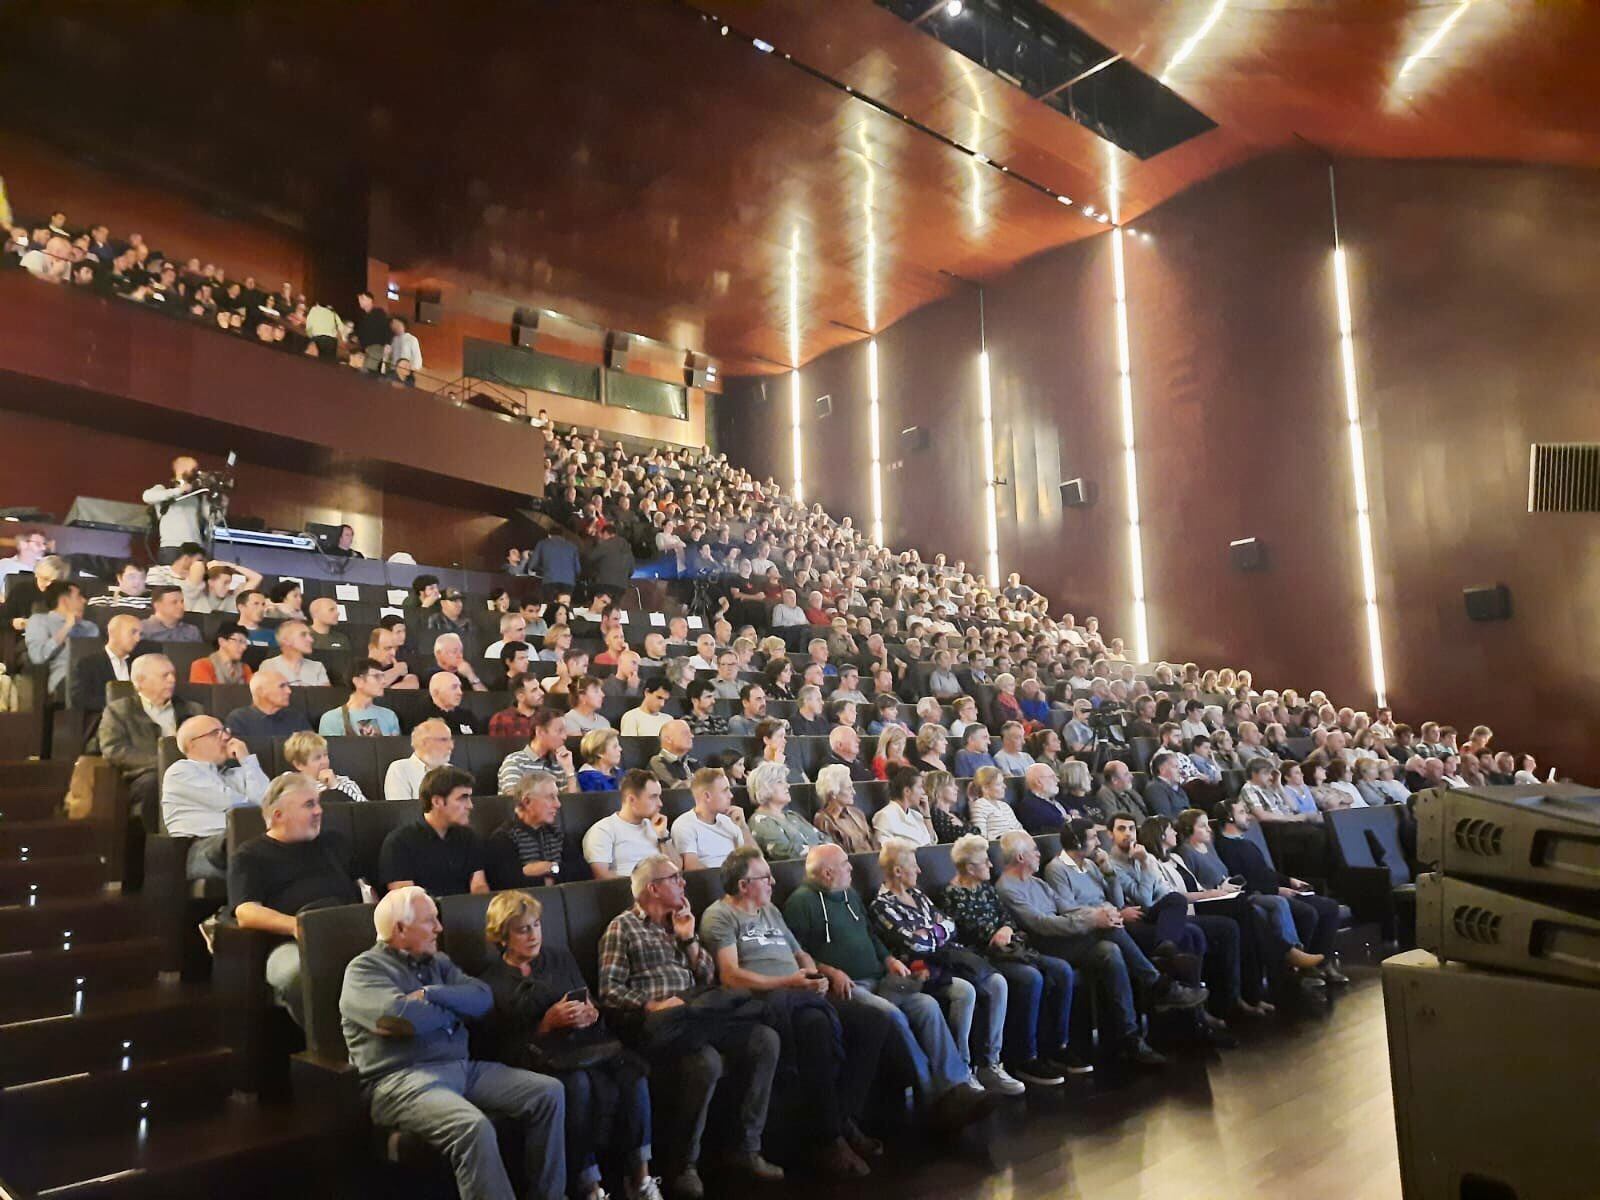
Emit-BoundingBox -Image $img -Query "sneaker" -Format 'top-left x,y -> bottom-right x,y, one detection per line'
1150,977 -> 1208,1011
668,1167 -> 703,1200
197,917 -> 218,955
627,1179 -> 664,1200
843,1121 -> 883,1159
963,1072 -> 986,1092
726,1153 -> 784,1183
1012,1057 -> 1066,1087
1122,1037 -> 1168,1068
977,1062 -> 1026,1096
1048,1047 -> 1095,1075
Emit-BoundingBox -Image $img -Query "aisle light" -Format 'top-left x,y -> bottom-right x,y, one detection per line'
1333,244 -> 1388,706
978,349 -> 1000,589
1110,229 -> 1151,663
868,339 -> 884,547
788,228 -> 803,504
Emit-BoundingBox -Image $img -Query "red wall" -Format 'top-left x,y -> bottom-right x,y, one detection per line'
720,151 -> 1600,780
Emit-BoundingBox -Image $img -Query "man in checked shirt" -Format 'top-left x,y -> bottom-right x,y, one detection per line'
597,854 -> 781,1200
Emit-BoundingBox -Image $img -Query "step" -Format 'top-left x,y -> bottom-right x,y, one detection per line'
1,1047 -> 236,1133
0,1091 -> 350,1200
0,938 -> 163,1023
0,854 -> 107,904
0,895 -> 148,952
0,784 -> 67,822
0,817 -> 98,859
0,760 -> 76,788
0,986 -> 217,1088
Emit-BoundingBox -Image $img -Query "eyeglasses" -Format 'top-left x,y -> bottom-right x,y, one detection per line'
651,872 -> 684,887
193,726 -> 229,741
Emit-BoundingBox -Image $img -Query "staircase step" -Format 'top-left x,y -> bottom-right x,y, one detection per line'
0,894 -> 147,951
0,938 -> 163,1022
0,854 -> 107,904
1,1047 -> 236,1133
0,986 -> 217,1087
0,760 -> 76,788
0,1091 -> 350,1200
0,817 -> 98,859
0,785 -> 67,822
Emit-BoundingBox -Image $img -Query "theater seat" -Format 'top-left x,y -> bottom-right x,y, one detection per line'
1324,806 -> 1417,945
558,876 -> 634,989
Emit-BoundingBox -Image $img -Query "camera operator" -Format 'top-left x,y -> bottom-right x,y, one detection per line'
142,455 -> 223,564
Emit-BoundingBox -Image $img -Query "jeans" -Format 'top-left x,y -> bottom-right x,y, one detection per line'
1189,913 -> 1242,1012
930,976 -> 980,1071
562,1063 -> 651,1195
265,941 -> 305,1028
1289,892 -> 1342,956
1035,932 -> 1146,1041
185,833 -> 228,882
1251,894 -> 1302,946
994,955 -> 1075,1062
367,1059 -> 566,1200
850,978 -> 967,1099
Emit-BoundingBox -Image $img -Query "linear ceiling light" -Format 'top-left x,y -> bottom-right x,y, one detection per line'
1111,229 -> 1151,663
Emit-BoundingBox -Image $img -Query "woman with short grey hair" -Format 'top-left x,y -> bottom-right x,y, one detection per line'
811,762 -> 876,854
747,761 -> 825,862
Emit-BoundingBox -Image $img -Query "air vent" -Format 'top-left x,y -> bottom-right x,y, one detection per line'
1449,905 -> 1502,945
815,394 -> 833,419
1528,443 -> 1600,512
1453,817 -> 1505,858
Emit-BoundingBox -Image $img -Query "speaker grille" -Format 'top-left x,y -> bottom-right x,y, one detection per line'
1528,443 -> 1600,512
1449,905 -> 1503,945
1452,817 -> 1505,858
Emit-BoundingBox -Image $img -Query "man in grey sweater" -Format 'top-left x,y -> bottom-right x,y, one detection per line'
340,886 -> 565,1200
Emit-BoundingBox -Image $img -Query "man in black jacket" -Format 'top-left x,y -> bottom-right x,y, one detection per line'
1142,753 -> 1191,821
351,291 -> 390,372
71,614 -> 143,738
583,522 -> 635,601
97,652 -> 205,825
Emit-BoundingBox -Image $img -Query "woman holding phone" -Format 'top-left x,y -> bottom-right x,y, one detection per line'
477,892 -> 662,1200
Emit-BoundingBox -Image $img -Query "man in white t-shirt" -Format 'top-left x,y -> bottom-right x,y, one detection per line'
620,677 -> 673,738
670,767 -> 756,871
582,770 -> 680,880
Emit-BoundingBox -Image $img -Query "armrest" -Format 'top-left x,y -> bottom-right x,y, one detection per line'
142,833 -> 197,973
290,1050 -> 365,1116
212,922 -> 281,1001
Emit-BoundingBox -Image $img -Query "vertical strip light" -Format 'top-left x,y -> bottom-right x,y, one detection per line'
1110,228 -> 1151,664
867,339 -> 884,546
977,328 -> 1000,588
1331,171 -> 1388,705
788,228 -> 803,504
859,130 -> 885,547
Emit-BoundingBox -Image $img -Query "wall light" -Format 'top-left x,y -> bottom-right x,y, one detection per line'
1161,0 -> 1229,83
1111,229 -> 1151,663
1398,0 -> 1473,80
868,339 -> 884,547
977,348 -> 1001,589
788,228 -> 803,504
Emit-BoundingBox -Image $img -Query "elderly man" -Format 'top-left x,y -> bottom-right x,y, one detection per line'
426,632 -> 488,693
138,586 -> 202,643
992,722 -> 1034,777
0,525 -> 50,599
387,720 -> 457,803
379,766 -> 488,896
1142,752 -> 1191,821
603,649 -> 644,700
230,772 -> 361,1025
648,719 -> 698,786
621,677 -> 674,739
161,714 -> 271,880
1090,760 -> 1147,824
583,770 -> 680,880
686,633 -> 718,673
702,847 -> 887,1178
705,650 -> 742,703
341,886 -> 566,1200
770,589 -> 806,628
498,708 -> 578,794
24,580 -> 97,697
424,670 -> 479,736
598,854 -> 783,1197
669,767 -> 755,870
224,668 -> 313,739
783,843 -> 993,1131
98,653 -> 205,820
260,619 -> 331,687
783,685 -> 826,738
816,724 -> 873,784
1014,763 -> 1076,834
485,770 -> 580,889
953,724 -> 999,778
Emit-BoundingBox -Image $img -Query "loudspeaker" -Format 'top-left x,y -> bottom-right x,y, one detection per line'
814,394 -> 833,419
1415,783 -> 1600,896
1059,478 -> 1093,507
1229,537 -> 1267,572
511,308 -> 540,347
1464,584 -> 1512,622
1416,873 -> 1600,988
683,352 -> 715,389
605,333 -> 631,371
414,287 -> 443,325
900,425 -> 929,452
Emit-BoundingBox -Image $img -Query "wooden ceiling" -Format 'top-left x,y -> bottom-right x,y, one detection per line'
1,1 -> 1595,375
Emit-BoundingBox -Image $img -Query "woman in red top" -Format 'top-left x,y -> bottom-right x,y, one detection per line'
871,725 -> 912,782
190,621 -> 254,685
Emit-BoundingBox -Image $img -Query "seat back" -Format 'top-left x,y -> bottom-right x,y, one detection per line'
297,901 -> 379,1064
1325,805 -> 1412,887
1242,818 -> 1276,871
558,876 -> 635,988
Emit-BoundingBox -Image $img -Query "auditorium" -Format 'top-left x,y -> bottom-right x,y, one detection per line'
0,3 -> 1596,1199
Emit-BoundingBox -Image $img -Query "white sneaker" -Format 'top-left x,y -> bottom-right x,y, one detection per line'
977,1063 -> 1026,1096
963,1072 -> 986,1092
629,1179 -> 664,1200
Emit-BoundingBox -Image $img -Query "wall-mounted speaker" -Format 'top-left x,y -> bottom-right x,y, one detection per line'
511,308 -> 540,347
605,333 -> 631,371
414,287 -> 443,326
900,425 -> 930,452
1060,478 -> 1094,507
1463,584 -> 1512,622
814,394 -> 833,419
683,352 -> 714,389
1229,537 -> 1267,572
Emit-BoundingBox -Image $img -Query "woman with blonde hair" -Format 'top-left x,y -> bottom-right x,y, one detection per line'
968,765 -> 1024,840
282,730 -> 367,802
871,724 -> 911,781
576,728 -> 623,792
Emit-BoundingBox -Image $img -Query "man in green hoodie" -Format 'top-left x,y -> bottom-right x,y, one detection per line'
783,843 -> 992,1131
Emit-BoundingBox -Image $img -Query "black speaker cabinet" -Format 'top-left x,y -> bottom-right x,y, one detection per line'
1383,949 -> 1600,1200
414,288 -> 443,326
1229,537 -> 1267,571
1414,783 -> 1600,896
900,425 -> 929,452
1463,584 -> 1512,622
1060,478 -> 1093,507
1417,873 -> 1600,987
605,333 -> 631,370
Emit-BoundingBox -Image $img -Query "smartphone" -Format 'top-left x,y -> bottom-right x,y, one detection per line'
562,987 -> 589,1005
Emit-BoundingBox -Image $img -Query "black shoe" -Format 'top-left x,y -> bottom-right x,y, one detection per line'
1048,1047 -> 1095,1075
1150,977 -> 1208,1011
1321,963 -> 1350,987
1013,1057 -> 1066,1087
1200,1021 -> 1239,1049
930,1085 -> 997,1132
1122,1037 -> 1168,1067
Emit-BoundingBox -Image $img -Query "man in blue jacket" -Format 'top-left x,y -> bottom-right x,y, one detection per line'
340,886 -> 566,1200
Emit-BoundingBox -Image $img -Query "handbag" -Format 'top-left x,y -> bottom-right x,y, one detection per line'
526,1033 -> 628,1074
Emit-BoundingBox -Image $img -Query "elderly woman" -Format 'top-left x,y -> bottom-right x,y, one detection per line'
282,730 -> 368,802
190,620 -> 255,685
871,725 -> 912,781
991,673 -> 1025,728
476,892 -> 659,1200
915,723 -> 949,772
923,770 -> 978,843
871,839 -> 1023,1096
812,762 -> 877,854
948,695 -> 980,741
941,834 -> 1080,1082
967,765 -> 1025,840
1314,758 -> 1366,810
748,760 -> 826,862
1352,757 -> 1388,807
577,728 -> 624,792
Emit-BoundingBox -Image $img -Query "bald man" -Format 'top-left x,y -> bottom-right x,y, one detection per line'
648,718 -> 699,786
162,713 -> 270,880
260,619 -> 331,687
425,670 -> 478,736
224,668 -> 313,739
71,611 -> 142,715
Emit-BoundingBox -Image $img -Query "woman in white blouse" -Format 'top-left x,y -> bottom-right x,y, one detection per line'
870,766 -> 936,848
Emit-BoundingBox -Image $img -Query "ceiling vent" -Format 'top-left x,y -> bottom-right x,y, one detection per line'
1528,443 -> 1600,513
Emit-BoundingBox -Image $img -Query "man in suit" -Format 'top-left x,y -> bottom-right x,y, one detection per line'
72,614 -> 144,745
97,652 -> 204,827
1090,759 -> 1147,824
1142,752 -> 1191,821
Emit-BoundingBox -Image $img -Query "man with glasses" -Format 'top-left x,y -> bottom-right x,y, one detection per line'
318,657 -> 400,737
161,713 -> 271,881
385,718 -> 455,801
598,854 -> 783,1199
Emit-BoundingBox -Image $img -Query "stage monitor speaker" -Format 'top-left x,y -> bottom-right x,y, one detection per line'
1464,583 -> 1512,621
1382,949 -> 1600,1200
605,333 -> 631,371
1059,478 -> 1093,507
414,288 -> 443,326
814,394 -> 832,419
1416,873 -> 1600,988
64,497 -> 149,534
1415,783 -> 1600,896
1229,537 -> 1267,571
900,425 -> 929,452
